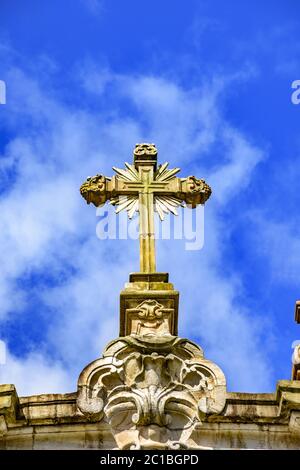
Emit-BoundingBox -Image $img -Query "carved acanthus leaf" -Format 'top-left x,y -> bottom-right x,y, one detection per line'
77,336 -> 226,449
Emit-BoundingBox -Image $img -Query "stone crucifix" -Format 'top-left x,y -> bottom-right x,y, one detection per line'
80,143 -> 212,272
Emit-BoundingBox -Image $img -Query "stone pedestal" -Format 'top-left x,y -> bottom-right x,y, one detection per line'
77,272 -> 227,450
120,273 -> 178,336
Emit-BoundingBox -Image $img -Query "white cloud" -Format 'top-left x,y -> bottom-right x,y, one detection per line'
82,0 -> 104,16
0,61 -> 271,395
0,349 -> 73,396
248,212 -> 300,285
210,126 -> 266,204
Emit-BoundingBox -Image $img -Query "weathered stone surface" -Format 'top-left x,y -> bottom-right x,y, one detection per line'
0,384 -> 24,436
77,335 -> 226,449
2,282 -> 300,449
276,381 -> 300,418
120,272 -> 178,336
1,381 -> 300,449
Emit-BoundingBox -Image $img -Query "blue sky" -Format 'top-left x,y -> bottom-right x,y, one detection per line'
0,0 -> 300,394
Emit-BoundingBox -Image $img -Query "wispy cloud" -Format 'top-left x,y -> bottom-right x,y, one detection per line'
0,351 -> 72,396
248,211 -> 300,285
81,0 -> 104,16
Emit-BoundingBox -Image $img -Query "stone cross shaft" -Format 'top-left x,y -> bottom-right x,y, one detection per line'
80,143 -> 212,273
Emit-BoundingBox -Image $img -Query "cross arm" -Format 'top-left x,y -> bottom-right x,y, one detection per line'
150,175 -> 211,207
80,173 -> 212,209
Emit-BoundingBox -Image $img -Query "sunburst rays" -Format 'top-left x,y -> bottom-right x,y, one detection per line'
155,162 -> 180,182
110,162 -> 184,220
110,195 -> 139,219
155,195 -> 184,221
112,162 -> 140,182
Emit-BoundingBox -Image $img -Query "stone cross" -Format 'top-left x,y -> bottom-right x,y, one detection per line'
80,143 -> 212,272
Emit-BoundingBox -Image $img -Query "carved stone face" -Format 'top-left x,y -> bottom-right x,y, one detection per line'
80,174 -> 107,206
134,143 -> 157,158
185,176 -> 212,207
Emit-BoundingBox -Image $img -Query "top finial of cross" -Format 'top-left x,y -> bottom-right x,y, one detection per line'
80,143 -> 212,272
133,143 -> 158,170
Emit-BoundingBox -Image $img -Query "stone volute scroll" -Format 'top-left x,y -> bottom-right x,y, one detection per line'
77,144 -> 226,450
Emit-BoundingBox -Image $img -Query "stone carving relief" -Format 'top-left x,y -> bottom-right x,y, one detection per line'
126,299 -> 174,336
182,176 -> 212,207
134,143 -> 158,159
80,174 -> 108,206
289,411 -> 300,433
77,335 -> 226,449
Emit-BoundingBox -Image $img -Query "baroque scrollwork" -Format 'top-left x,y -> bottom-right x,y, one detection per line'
135,299 -> 164,319
126,299 -> 174,336
133,143 -> 158,159
77,335 -> 226,449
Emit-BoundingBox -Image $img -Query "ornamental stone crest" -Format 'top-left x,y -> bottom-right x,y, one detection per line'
78,144 -> 226,450
77,336 -> 226,450
125,299 -> 174,336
